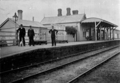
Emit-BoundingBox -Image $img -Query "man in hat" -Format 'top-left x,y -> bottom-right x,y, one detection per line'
28,26 -> 35,46
17,24 -> 26,46
49,26 -> 58,46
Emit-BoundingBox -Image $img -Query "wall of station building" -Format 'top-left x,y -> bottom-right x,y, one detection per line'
0,20 -> 46,45
0,20 -> 17,45
41,23 -> 120,42
43,22 -> 88,42
42,24 -> 71,42
47,27 -> 67,42
114,30 -> 120,39
1,20 -> 120,46
81,23 -> 120,40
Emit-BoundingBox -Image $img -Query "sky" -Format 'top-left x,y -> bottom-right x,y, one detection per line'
0,0 -> 120,30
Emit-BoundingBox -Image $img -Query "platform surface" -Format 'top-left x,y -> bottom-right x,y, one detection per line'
0,41 -> 105,58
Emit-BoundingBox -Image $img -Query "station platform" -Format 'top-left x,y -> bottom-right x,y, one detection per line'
0,40 -> 120,73
0,41 -> 103,58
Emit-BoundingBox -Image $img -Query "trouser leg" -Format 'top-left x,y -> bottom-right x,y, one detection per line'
22,37 -> 25,46
53,37 -> 56,46
29,37 -> 31,46
54,38 -> 56,46
19,36 -> 22,45
52,40 -> 54,46
51,38 -> 54,46
53,39 -> 55,46
31,37 -> 34,46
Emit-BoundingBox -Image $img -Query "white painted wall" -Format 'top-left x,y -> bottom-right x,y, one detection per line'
43,24 -> 75,42
43,22 -> 88,42
0,20 -> 46,45
0,20 -> 17,45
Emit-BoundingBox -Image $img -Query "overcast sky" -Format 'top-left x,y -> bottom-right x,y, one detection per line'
0,0 -> 120,30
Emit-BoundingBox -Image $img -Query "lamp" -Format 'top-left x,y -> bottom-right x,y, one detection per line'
13,12 -> 18,45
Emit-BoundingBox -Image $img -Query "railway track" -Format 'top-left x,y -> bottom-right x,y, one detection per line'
1,45 -> 120,83
67,49 -> 120,83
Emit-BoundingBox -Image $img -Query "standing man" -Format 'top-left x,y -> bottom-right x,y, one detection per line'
17,24 -> 26,46
49,26 -> 58,46
28,26 -> 35,46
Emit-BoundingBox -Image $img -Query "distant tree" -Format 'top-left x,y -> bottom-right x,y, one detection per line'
65,26 -> 77,37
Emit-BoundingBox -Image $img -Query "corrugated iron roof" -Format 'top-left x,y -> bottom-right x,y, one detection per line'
82,17 -> 103,23
40,14 -> 85,24
81,17 -> 118,27
0,18 -> 46,28
16,19 -> 46,28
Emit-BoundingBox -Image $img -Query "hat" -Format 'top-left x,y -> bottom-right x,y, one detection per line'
20,24 -> 23,26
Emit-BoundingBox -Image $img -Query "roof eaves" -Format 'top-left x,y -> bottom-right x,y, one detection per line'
81,17 -> 118,27
43,14 -> 84,18
17,19 -> 47,28
0,18 -> 10,28
41,14 -> 84,24
102,20 -> 118,27
81,17 -> 103,22
42,21 -> 81,25
89,17 -> 118,27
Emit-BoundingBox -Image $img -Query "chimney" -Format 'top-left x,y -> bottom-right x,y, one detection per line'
18,10 -> 23,20
66,7 -> 71,16
72,10 -> 78,15
58,8 -> 62,16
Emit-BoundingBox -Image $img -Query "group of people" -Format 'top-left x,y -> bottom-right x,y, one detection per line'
17,24 -> 35,46
17,24 -> 58,46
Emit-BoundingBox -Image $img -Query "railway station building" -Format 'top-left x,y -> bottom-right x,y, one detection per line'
41,8 -> 120,41
0,10 -> 47,45
0,8 -> 120,46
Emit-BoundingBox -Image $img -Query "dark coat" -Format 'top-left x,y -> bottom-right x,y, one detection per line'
17,27 -> 26,37
49,29 -> 58,38
28,29 -> 35,37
